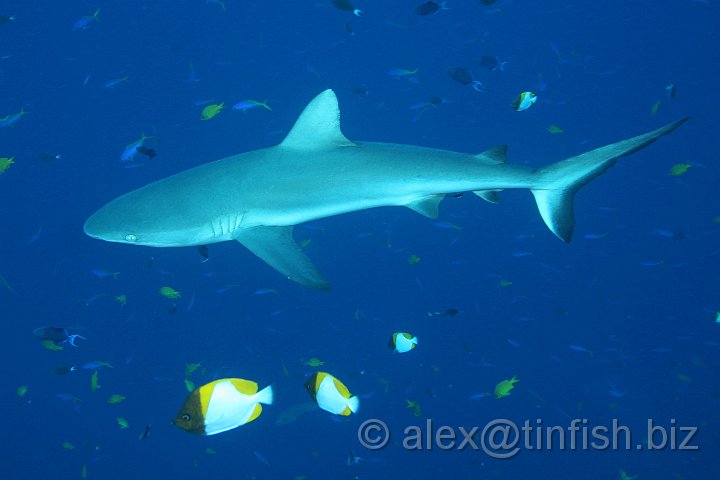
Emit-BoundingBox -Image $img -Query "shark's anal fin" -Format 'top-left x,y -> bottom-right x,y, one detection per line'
407,195 -> 444,219
473,190 -> 502,204
235,226 -> 330,291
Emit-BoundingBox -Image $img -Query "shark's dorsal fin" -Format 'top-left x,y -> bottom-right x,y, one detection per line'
280,89 -> 356,150
473,145 -> 507,165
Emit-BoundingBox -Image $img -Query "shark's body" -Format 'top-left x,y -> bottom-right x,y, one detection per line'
84,89 -> 687,290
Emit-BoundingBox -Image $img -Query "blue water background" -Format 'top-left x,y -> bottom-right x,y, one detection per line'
1,1 -> 718,478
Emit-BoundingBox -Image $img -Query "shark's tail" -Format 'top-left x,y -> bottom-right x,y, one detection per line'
531,118 -> 688,242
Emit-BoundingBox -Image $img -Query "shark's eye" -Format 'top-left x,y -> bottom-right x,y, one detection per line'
125,233 -> 138,242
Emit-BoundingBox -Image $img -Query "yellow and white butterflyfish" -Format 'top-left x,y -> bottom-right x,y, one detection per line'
389,332 -> 418,353
511,91 -> 537,111
305,372 -> 359,416
172,378 -> 273,436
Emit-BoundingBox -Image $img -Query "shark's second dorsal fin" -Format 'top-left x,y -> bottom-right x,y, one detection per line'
473,145 -> 507,165
280,89 -> 356,150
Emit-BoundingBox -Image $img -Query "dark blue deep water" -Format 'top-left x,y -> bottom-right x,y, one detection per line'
2,1 -> 718,479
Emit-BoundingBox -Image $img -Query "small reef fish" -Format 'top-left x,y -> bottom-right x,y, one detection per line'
254,288 -> 277,295
54,365 -> 77,375
406,399 -> 421,416
410,96 -> 444,111
303,357 -> 325,367
184,378 -> 195,392
447,66 -> 472,85
568,344 -> 594,357
136,146 -> 157,159
669,163 -> 691,176
232,100 -> 271,112
82,361 -> 113,370
104,75 -> 128,89
0,107 -> 28,127
331,0 -> 363,16
0,15 -> 17,26
33,326 -> 85,347
91,269 -> 119,278
185,362 -> 203,377
494,375 -> 519,398
478,55 -> 507,72
415,2 -> 448,16
512,92 -> 537,111
90,371 -> 100,392
201,103 -> 224,120
73,9 -> 100,31
159,286 -> 181,298
107,394 -> 125,404
0,156 -> 14,173
447,67 -> 486,92
274,401 -> 319,426
427,308 -> 459,317
651,100 -> 661,115
41,340 -> 63,351
173,378 -> 273,435
388,68 -> 419,78
138,423 -> 152,441
305,372 -> 359,416
618,469 -> 638,480
389,332 -> 418,353
120,133 -> 153,162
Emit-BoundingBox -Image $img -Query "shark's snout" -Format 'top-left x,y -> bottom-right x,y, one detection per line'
83,213 -> 102,239
83,206 -> 112,239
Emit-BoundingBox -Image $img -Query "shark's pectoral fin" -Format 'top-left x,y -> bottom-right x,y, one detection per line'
407,195 -> 444,219
235,226 -> 330,291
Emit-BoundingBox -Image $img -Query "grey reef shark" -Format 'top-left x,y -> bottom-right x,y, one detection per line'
84,89 -> 687,290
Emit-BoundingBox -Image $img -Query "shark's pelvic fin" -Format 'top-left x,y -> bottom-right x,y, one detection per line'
531,117 -> 689,242
235,226 -> 330,291
280,89 -> 357,150
407,195 -> 444,219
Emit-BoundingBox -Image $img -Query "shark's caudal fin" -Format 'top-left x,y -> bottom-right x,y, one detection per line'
531,118 -> 689,242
